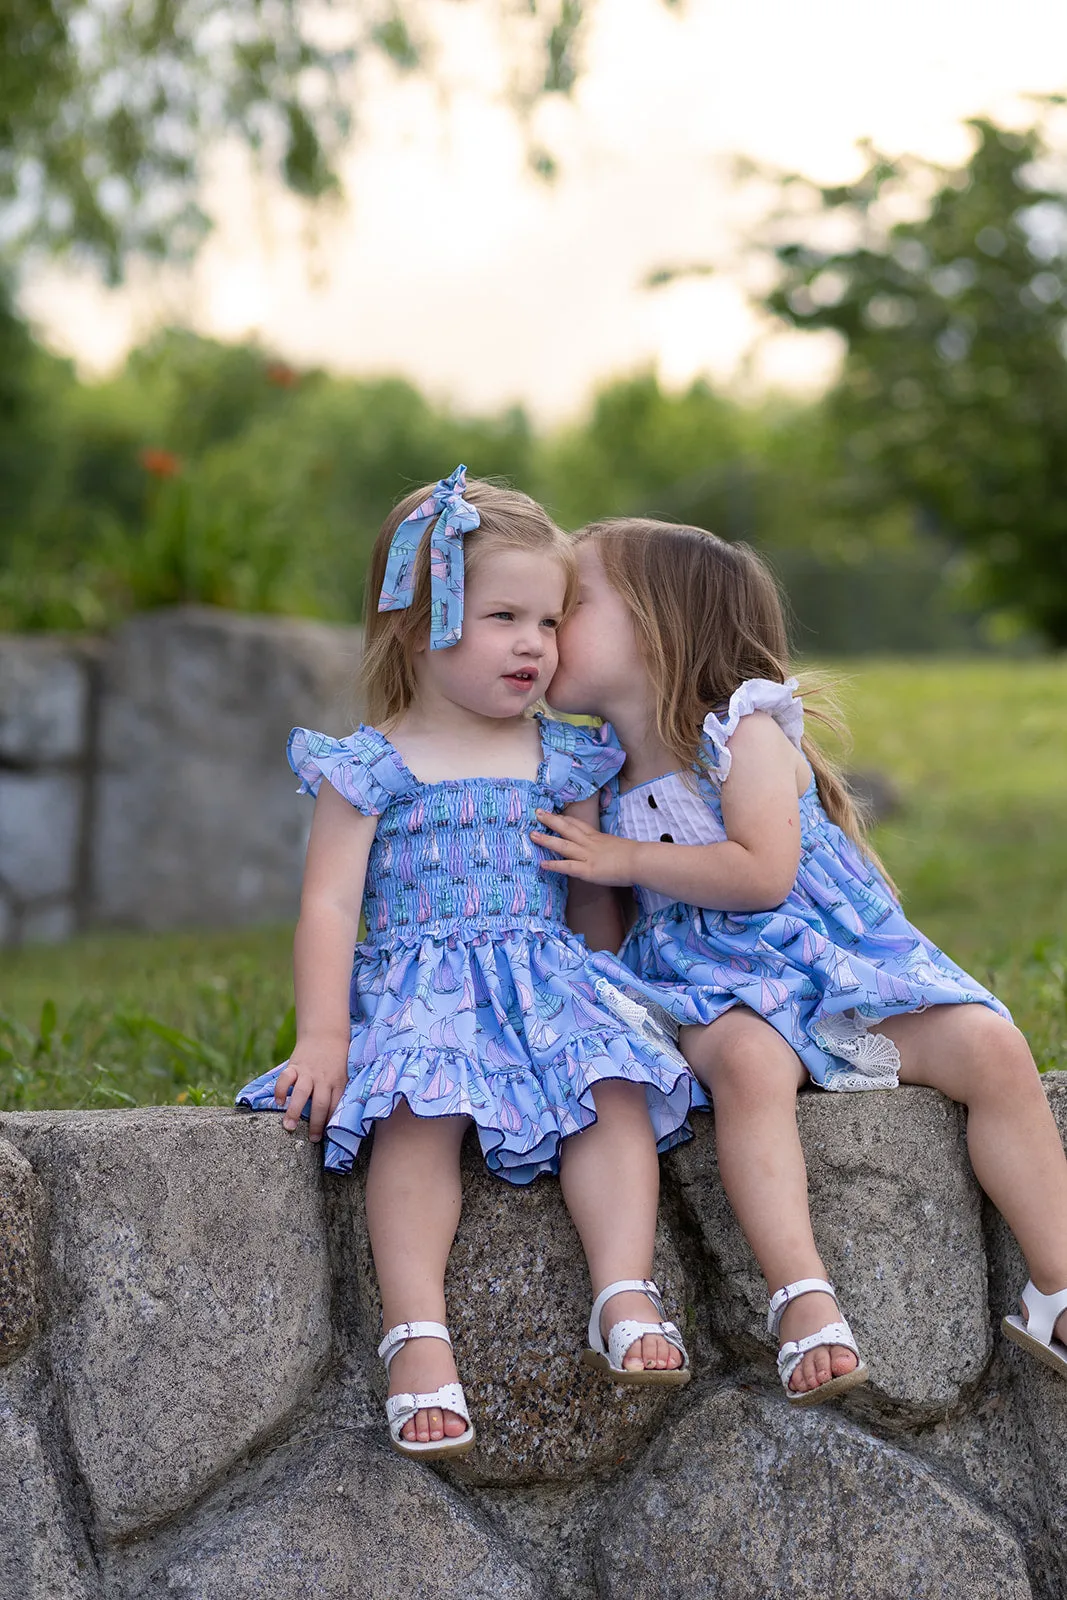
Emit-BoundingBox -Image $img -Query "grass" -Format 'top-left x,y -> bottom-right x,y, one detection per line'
0,926 -> 295,1113
2,658 -> 1065,1111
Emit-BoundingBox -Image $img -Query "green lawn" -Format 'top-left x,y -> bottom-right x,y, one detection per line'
2,658 -> 1065,1111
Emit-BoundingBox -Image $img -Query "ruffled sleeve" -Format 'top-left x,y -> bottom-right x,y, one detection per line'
700,677 -> 804,784
287,725 -> 418,816
538,716 -> 626,806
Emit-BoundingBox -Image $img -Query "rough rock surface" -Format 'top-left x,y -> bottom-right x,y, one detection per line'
0,635 -> 90,764
107,1426 -> 548,1600
0,1363 -> 98,1600
0,773 -> 81,901
92,606 -> 362,929
0,1139 -> 38,1364
0,1108 -> 333,1540
0,1080 -> 1064,1596
920,1073 -> 1067,1600
328,1132 -> 699,1488
595,1385 -> 1033,1599
667,1087 -> 990,1420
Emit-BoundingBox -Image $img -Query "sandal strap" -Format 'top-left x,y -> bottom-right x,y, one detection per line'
1020,1280 -> 1067,1346
606,1318 -> 689,1374
768,1278 -> 837,1339
587,1278 -> 663,1354
777,1320 -> 859,1388
385,1382 -> 471,1442
377,1320 -> 453,1371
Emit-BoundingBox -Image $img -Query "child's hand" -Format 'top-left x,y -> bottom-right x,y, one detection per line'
532,809 -> 636,887
273,1046 -> 349,1145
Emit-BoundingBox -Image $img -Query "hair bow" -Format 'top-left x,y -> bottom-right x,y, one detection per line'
377,464 -> 481,650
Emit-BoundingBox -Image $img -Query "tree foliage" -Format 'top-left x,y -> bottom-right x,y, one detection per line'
757,108 -> 1067,644
0,0 -> 590,281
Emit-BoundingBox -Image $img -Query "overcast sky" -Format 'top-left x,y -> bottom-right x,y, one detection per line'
22,0 -> 1067,420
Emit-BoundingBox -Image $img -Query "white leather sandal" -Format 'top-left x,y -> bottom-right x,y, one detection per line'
769,1278 -> 869,1408
378,1320 -> 476,1459
1002,1281 -> 1067,1378
582,1278 -> 691,1386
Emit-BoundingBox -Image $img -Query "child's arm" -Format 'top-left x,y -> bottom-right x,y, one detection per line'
558,795 -> 625,951
533,713 -> 802,913
274,782 -> 378,1143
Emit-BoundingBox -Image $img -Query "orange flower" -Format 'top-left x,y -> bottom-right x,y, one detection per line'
265,360 -> 299,389
139,447 -> 183,479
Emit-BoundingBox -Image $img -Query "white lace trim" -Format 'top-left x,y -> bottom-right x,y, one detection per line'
813,1010 -> 900,1092
592,978 -> 687,1072
701,677 -> 805,784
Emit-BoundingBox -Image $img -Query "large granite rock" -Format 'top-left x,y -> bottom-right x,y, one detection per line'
0,1139 -> 38,1364
106,1426 -> 548,1600
920,1073 -> 1067,1600
0,1362 -> 98,1600
0,1109 -> 332,1540
91,607 -> 362,930
0,635 -> 91,764
0,773 -> 81,901
595,1385 -> 1033,1599
327,1133 -> 701,1488
666,1087 -> 990,1421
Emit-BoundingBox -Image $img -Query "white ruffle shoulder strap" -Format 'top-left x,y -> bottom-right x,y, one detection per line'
701,677 -> 804,783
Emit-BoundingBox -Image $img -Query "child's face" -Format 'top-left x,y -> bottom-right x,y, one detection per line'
547,541 -> 640,718
416,546 -> 567,720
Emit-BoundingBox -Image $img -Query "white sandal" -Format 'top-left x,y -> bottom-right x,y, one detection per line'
377,1320 -> 476,1459
582,1277 -> 691,1386
769,1278 -> 869,1408
1002,1281 -> 1067,1379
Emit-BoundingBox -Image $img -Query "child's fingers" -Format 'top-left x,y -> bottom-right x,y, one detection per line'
538,858 -> 582,876
530,829 -> 581,857
533,809 -> 589,839
282,1075 -> 312,1132
273,1063 -> 298,1108
306,1083 -> 333,1145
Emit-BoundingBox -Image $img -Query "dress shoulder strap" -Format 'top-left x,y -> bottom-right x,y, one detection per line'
700,677 -> 804,785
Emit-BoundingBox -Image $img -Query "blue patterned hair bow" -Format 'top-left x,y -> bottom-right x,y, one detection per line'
377,464 -> 481,650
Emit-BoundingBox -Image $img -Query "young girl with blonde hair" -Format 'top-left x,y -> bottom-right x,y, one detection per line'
237,474 -> 697,1460
535,517 -> 1067,1405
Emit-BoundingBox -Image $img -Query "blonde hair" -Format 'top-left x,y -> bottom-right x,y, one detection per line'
579,518 -> 889,876
362,477 -> 576,724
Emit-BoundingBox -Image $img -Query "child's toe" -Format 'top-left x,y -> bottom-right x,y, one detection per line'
831,1344 -> 858,1377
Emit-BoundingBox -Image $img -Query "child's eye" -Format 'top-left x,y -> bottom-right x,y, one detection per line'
490,610 -> 515,621
542,618 -> 560,630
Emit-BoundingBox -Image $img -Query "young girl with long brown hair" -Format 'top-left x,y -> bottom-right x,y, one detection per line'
237,476 -> 697,1461
534,517 -> 1067,1405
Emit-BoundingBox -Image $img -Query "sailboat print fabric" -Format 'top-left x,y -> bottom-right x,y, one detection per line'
235,714 -> 703,1181
596,679 -> 1009,1092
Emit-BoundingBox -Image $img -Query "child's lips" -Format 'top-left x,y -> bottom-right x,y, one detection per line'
504,667 -> 539,686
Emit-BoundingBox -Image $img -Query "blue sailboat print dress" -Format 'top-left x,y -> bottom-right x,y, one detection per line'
236,714 -> 703,1181
595,678 -> 1009,1093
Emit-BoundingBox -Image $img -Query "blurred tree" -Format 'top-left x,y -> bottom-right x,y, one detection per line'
753,108 -> 1067,644
0,0 -> 591,283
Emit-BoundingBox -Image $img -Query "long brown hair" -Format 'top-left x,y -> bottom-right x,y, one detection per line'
579,518 -> 889,875
362,478 -> 576,724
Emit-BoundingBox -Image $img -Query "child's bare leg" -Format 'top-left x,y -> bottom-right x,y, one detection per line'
559,1079 -> 682,1372
365,1103 -> 471,1443
877,1005 -> 1067,1345
682,1007 -> 858,1395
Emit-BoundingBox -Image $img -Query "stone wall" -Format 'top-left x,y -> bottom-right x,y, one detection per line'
2,1079 -> 1065,1599
0,609 -> 362,946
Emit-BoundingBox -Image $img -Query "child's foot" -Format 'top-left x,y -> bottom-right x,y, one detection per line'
386,1335 -> 469,1444
599,1286 -> 686,1373
777,1289 -> 860,1397
1019,1294 -> 1067,1347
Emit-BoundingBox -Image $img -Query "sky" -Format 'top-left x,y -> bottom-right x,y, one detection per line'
21,0 -> 1067,421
